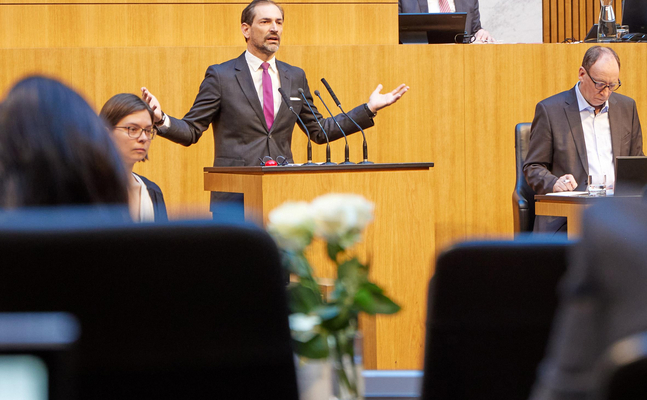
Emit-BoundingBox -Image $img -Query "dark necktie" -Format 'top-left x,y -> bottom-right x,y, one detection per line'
261,62 -> 274,130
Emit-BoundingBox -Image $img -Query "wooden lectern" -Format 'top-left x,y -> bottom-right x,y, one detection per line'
204,163 -> 435,370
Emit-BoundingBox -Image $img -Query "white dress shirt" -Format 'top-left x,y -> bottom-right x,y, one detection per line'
245,50 -> 281,120
427,0 -> 456,13
575,83 -> 615,190
132,173 -> 155,223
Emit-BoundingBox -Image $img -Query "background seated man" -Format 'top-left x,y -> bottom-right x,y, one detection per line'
523,46 -> 643,234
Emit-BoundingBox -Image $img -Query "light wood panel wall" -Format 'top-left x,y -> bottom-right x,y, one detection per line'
0,2 -> 398,47
543,0 -> 623,43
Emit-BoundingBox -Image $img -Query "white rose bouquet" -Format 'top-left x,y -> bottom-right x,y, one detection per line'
267,193 -> 400,399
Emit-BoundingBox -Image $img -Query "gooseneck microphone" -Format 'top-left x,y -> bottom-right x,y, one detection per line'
321,78 -> 373,164
278,87 -> 315,165
298,88 -> 336,166
314,90 -> 353,165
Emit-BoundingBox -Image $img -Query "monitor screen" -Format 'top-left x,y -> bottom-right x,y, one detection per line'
623,0 -> 647,33
399,13 -> 468,44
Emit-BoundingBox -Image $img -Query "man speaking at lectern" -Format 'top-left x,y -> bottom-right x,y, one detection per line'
141,0 -> 408,210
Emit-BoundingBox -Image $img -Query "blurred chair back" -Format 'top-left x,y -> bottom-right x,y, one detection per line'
421,238 -> 571,400
0,207 -> 298,400
596,332 -> 647,400
513,123 -> 536,234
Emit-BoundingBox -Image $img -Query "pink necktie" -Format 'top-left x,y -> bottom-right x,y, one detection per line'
261,62 -> 274,130
438,0 -> 451,12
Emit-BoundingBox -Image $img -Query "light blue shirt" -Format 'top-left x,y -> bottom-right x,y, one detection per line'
574,83 -> 615,190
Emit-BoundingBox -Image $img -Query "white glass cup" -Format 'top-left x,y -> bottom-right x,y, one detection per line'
588,175 -> 607,197
617,25 -> 629,40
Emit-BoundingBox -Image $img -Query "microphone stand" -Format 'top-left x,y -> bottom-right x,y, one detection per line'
298,88 -> 336,165
321,78 -> 373,164
315,90 -> 354,165
278,87 -> 315,165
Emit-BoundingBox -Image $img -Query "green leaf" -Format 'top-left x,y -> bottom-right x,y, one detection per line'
284,252 -> 313,278
354,287 -> 401,315
327,242 -> 344,262
287,283 -> 322,314
293,333 -> 329,359
313,305 -> 341,321
320,307 -> 354,331
337,257 -> 364,281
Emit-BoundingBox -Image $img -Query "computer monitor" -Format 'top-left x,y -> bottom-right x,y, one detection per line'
614,156 -> 647,196
399,13 -> 468,44
622,0 -> 647,33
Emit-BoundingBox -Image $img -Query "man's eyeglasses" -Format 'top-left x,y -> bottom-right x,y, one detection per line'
115,126 -> 157,140
258,156 -> 288,166
584,68 -> 621,92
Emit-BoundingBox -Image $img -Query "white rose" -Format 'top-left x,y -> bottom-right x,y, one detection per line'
267,201 -> 315,252
310,193 -> 374,248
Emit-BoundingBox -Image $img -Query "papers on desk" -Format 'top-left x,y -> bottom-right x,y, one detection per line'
545,191 -> 589,197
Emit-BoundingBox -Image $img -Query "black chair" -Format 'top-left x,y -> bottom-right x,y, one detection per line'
0,207 -> 298,400
513,122 -> 536,234
596,332 -> 647,400
421,238 -> 571,400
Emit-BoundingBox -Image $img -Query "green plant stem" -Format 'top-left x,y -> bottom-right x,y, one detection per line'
332,331 -> 358,397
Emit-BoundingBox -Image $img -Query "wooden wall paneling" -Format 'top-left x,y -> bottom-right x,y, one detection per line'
544,0 -> 552,43
0,3 -> 398,48
551,0 -> 559,42
543,0 -> 626,42
565,0 -> 572,41
579,0 -> 587,41
557,0 -> 566,42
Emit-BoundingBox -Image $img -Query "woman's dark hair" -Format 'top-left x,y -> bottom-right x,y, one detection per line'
0,76 -> 128,207
99,93 -> 155,129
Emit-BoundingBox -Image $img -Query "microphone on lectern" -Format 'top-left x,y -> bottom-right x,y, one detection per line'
298,88 -> 336,166
315,90 -> 353,165
321,78 -> 373,164
278,87 -> 315,165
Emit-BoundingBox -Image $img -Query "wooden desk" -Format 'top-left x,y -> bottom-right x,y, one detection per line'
204,163 -> 435,370
535,195 -> 641,238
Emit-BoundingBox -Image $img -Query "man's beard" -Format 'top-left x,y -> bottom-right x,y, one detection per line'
259,41 -> 279,55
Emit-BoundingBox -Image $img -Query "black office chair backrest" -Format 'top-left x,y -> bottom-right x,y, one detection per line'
421,238 -> 571,400
0,207 -> 298,400
513,122 -> 537,234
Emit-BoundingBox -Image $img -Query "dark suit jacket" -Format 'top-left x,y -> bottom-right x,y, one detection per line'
159,52 -> 375,167
136,174 -> 168,222
398,0 -> 483,35
529,199 -> 647,400
524,86 -> 644,195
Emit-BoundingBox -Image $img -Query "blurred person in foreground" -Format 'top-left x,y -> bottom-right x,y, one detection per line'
0,76 -> 128,208
100,94 -> 168,222
529,198 -> 647,400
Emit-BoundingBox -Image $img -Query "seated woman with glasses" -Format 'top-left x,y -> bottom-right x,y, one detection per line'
0,76 -> 128,208
100,94 -> 168,222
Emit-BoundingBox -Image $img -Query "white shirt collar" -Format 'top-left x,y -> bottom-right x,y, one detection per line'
245,50 -> 277,73
575,82 -> 609,113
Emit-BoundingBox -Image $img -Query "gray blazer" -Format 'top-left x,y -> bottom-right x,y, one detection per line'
398,0 -> 483,35
524,86 -> 644,195
159,52 -> 375,167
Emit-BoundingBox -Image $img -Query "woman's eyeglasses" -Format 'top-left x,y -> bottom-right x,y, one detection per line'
115,126 -> 157,140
